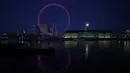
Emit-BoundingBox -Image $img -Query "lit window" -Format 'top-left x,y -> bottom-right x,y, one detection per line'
64,36 -> 70,38
71,36 -> 78,38
105,36 -> 110,38
98,36 -> 104,38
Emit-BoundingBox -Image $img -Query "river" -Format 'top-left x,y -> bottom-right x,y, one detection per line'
0,40 -> 130,73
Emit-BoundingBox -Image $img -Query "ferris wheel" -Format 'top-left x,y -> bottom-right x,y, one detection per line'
37,3 -> 71,33
37,3 -> 71,73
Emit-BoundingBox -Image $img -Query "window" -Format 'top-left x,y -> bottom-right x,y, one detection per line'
71,36 -> 78,38
98,35 -> 104,38
105,36 -> 110,38
64,33 -> 78,38
64,36 -> 70,38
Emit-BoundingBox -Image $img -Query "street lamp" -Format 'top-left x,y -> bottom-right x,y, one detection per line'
85,22 -> 89,31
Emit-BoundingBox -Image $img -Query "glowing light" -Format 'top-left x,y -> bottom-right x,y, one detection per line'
85,44 -> 88,58
86,23 -> 89,27
64,35 -> 78,38
85,22 -> 89,27
64,35 -> 70,38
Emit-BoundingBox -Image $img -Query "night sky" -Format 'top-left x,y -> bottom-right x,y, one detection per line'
0,0 -> 129,34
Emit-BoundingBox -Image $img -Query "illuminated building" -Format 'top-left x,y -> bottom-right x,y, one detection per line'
64,30 -> 112,48
64,30 -> 112,38
0,33 -> 8,44
64,31 -> 78,38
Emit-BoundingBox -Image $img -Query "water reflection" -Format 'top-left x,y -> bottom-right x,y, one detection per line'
124,41 -> 130,49
64,40 -> 112,49
1,40 -> 130,73
64,41 -> 77,48
64,40 -> 130,73
37,47 -> 71,73
124,41 -> 130,53
85,44 -> 88,58
98,41 -> 111,48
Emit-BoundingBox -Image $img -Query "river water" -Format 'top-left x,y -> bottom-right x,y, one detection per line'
0,40 -> 130,73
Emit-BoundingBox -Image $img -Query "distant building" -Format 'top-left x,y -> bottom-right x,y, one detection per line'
39,23 -> 51,35
119,29 -> 130,38
51,24 -> 57,36
64,30 -> 112,38
20,29 -> 26,34
126,29 -> 130,33
33,23 -> 58,36
125,30 -> 130,37
64,30 -> 112,48
0,33 -> 8,44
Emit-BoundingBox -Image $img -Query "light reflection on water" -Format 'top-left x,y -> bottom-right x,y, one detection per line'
65,40 -> 130,73
124,41 -> 130,50
0,40 -> 130,73
85,44 -> 88,58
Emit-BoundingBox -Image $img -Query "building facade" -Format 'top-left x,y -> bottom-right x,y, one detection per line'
64,30 -> 112,48
39,23 -> 51,35
64,30 -> 112,38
